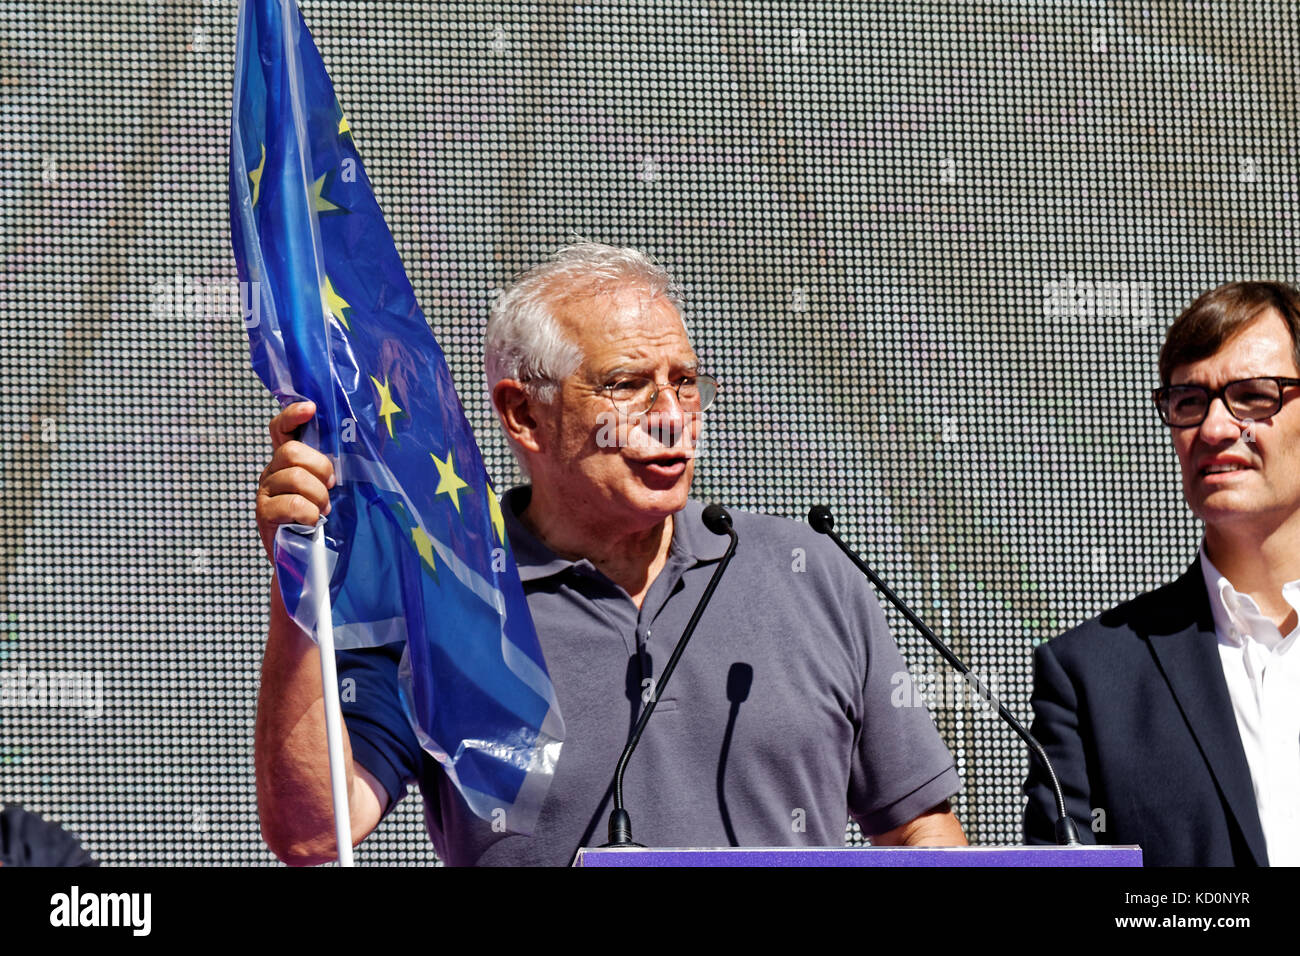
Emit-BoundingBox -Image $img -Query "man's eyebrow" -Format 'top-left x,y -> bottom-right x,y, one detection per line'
595,359 -> 700,379
591,365 -> 642,381
1171,371 -> 1281,387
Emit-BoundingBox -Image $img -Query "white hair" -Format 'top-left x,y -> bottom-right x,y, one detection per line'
484,240 -> 686,471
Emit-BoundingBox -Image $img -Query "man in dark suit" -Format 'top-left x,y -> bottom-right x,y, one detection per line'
1024,281 -> 1300,866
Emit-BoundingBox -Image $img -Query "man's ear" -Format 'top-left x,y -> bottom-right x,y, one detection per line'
493,379 -> 546,456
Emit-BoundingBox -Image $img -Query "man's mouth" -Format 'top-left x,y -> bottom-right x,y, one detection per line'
1198,458 -> 1253,477
633,455 -> 691,477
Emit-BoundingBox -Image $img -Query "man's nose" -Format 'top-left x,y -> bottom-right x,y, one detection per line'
645,383 -> 686,417
1199,395 -> 1244,443
641,385 -> 686,444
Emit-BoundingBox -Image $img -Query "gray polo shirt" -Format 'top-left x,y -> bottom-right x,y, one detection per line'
341,487 -> 960,866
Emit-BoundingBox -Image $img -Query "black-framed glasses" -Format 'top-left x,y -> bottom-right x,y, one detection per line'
594,373 -> 720,417
1152,376 -> 1300,427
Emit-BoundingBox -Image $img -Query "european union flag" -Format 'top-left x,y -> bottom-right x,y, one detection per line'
228,0 -> 563,832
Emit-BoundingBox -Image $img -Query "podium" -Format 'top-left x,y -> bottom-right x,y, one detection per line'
573,846 -> 1142,866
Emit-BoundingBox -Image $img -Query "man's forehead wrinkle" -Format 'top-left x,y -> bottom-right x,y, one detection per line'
593,353 -> 700,379
552,285 -> 668,321
1171,332 -> 1296,387
583,325 -> 696,367
548,291 -> 695,377
552,294 -> 673,347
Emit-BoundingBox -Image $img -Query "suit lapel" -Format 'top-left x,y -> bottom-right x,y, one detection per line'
1146,561 -> 1269,866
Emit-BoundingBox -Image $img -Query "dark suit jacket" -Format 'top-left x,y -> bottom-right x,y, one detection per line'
0,805 -> 97,867
1023,560 -> 1268,866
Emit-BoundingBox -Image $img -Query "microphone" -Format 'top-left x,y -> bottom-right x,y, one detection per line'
806,505 -> 834,535
807,505 -> 1081,847
603,503 -> 740,848
702,502 -> 732,535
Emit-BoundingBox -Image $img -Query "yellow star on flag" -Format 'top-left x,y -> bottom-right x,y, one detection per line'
431,450 -> 469,512
311,173 -> 340,213
249,143 -> 266,207
370,374 -> 402,437
411,526 -> 435,571
487,481 -> 505,544
322,274 -> 351,330
335,96 -> 353,142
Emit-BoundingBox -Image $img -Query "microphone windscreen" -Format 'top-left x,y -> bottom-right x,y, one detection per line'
807,505 -> 835,534
702,503 -> 733,535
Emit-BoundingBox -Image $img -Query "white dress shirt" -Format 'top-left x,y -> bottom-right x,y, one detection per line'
1200,546 -> 1300,866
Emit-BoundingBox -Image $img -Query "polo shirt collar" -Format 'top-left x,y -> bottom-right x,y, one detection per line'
500,486 -> 729,583
501,486 -> 577,582
670,499 -> 732,562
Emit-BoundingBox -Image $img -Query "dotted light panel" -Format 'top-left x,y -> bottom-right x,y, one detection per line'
1,1 -> 1296,864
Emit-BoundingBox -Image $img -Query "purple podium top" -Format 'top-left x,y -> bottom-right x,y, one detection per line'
573,846 -> 1142,867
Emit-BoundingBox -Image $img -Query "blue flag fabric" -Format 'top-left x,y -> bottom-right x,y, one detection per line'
228,0 -> 563,832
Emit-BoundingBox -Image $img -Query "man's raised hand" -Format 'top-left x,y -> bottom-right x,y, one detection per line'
255,400 -> 336,563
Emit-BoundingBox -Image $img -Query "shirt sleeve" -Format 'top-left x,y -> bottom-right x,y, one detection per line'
846,582 -> 962,836
337,642 -> 423,817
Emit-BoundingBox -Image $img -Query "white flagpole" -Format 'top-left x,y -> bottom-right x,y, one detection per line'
273,0 -> 353,867
308,519 -> 354,866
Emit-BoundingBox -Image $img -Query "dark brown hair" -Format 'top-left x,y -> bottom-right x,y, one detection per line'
1160,281 -> 1300,384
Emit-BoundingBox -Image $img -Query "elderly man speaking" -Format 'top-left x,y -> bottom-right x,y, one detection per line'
254,242 -> 965,865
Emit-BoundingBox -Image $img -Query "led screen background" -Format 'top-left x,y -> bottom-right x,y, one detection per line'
1,1 -> 1296,863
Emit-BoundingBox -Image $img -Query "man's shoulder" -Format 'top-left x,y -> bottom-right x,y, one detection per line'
718,502 -> 821,540
1043,562 -> 1205,664
682,501 -> 874,617
685,500 -> 843,560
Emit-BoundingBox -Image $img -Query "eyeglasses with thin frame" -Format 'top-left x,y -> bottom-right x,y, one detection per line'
592,373 -> 719,418
1152,376 -> 1300,428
